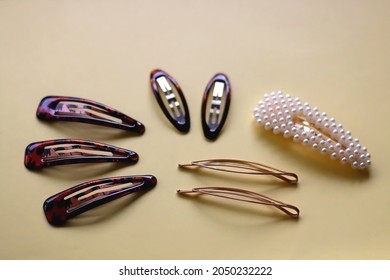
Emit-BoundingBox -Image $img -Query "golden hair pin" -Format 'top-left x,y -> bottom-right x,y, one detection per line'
178,158 -> 298,184
253,91 -> 371,169
177,187 -> 300,218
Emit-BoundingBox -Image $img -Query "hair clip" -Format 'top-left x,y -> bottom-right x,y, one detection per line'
24,139 -> 138,170
36,96 -> 145,134
150,69 -> 190,133
253,91 -> 371,169
177,187 -> 299,218
179,158 -> 298,184
201,73 -> 231,140
43,175 -> 157,226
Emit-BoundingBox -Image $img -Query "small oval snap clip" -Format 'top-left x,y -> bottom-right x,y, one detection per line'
201,73 -> 231,140
150,69 -> 190,133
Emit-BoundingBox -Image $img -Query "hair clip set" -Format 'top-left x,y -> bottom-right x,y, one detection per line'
25,96 -> 145,170
253,91 -> 371,169
177,159 -> 300,218
25,96 -> 157,226
150,69 -> 231,140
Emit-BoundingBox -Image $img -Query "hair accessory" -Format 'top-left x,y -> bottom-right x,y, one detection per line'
150,69 -> 190,133
24,139 -> 138,170
36,96 -> 145,134
201,73 -> 231,140
179,158 -> 298,184
177,187 -> 299,218
253,91 -> 371,169
43,175 -> 157,226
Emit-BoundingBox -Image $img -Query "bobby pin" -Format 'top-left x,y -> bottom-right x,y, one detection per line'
43,175 -> 157,226
253,91 -> 371,169
177,187 -> 300,218
24,139 -> 138,170
150,69 -> 190,133
178,159 -> 298,184
201,73 -> 231,140
36,96 -> 145,134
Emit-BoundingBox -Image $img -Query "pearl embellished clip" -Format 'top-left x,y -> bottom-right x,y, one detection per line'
253,91 -> 371,169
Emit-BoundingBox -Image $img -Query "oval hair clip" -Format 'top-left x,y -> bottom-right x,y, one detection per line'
24,139 -> 139,170
150,69 -> 190,133
36,96 -> 145,134
177,187 -> 299,218
44,175 -> 157,226
201,73 -> 231,140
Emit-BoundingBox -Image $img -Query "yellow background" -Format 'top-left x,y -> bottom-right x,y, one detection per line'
0,0 -> 389,259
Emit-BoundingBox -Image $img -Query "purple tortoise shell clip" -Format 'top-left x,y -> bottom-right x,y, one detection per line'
43,175 -> 157,226
24,139 -> 139,170
36,96 -> 145,134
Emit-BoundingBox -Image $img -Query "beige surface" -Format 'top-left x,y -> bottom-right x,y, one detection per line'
0,0 -> 389,260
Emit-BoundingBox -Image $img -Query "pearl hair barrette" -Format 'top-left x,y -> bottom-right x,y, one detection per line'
253,91 -> 371,169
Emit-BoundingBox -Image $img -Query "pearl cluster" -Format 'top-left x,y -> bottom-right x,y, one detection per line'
253,91 -> 371,169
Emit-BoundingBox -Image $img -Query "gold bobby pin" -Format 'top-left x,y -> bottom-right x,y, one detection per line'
178,159 -> 298,184
177,187 -> 300,218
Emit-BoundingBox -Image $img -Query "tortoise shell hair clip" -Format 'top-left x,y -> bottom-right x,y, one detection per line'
24,139 -> 138,170
44,175 -> 157,226
201,73 -> 231,140
150,69 -> 190,133
36,96 -> 145,134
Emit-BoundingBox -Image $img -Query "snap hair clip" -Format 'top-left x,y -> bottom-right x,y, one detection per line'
24,139 -> 139,170
201,73 -> 231,140
150,69 -> 190,133
179,158 -> 298,184
253,91 -> 371,169
36,96 -> 145,134
43,175 -> 157,226
177,187 -> 300,218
